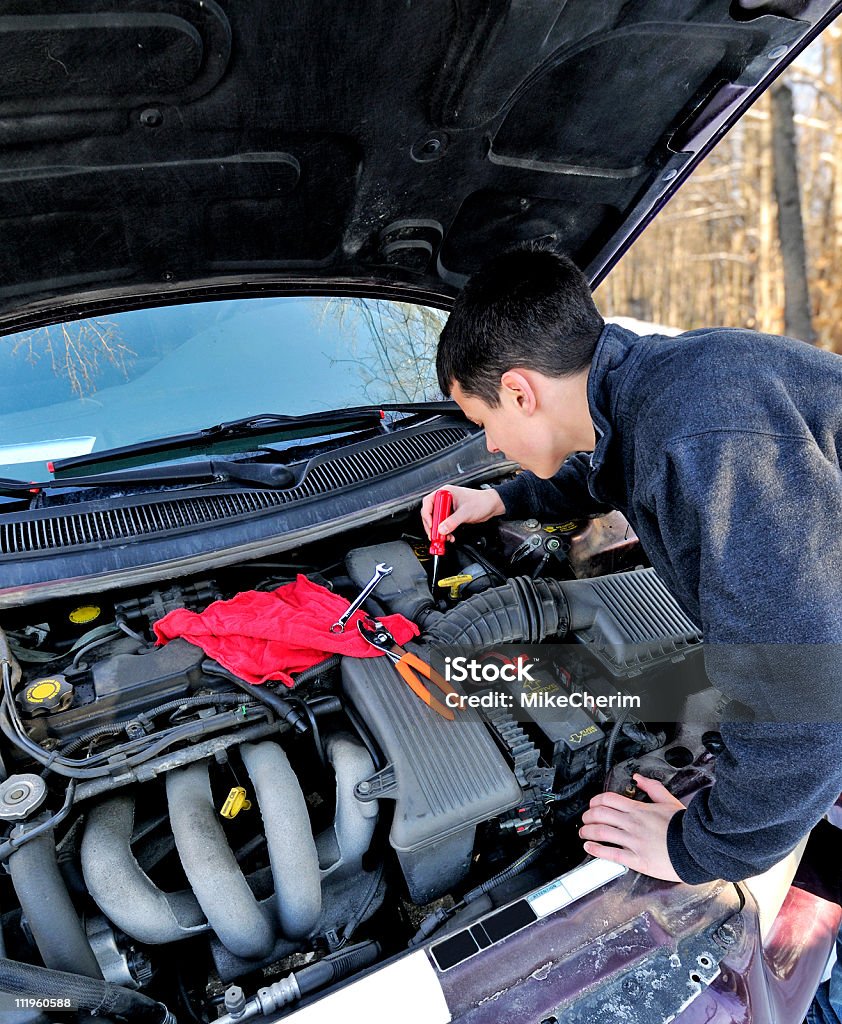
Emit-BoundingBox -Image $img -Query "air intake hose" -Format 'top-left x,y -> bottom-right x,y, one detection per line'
421,576 -> 571,646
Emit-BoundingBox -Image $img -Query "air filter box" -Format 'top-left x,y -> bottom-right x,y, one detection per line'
563,567 -> 702,677
342,652 -> 521,903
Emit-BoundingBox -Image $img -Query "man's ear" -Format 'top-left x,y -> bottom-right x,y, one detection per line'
500,369 -> 538,415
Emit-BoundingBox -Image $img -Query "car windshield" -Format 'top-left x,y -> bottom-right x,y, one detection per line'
0,296 -> 447,480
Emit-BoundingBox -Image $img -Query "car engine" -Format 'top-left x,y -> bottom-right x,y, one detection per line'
0,509 -> 716,1023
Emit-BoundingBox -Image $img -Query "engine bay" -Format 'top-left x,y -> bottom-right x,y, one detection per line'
0,507 -> 721,1023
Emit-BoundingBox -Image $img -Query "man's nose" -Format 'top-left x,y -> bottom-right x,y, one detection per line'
485,433 -> 500,455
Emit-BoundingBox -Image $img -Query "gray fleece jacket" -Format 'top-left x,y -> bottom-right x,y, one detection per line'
494,322 -> 842,884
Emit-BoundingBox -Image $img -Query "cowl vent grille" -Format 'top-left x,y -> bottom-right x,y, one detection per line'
1,426 -> 469,556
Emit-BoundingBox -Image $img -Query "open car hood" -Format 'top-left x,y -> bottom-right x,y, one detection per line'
0,0 -> 840,328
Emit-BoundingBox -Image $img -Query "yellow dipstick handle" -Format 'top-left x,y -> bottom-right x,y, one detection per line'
437,574 -> 473,600
220,786 -> 252,819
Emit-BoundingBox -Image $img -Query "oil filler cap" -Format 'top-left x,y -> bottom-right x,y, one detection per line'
69,604 -> 101,626
0,774 -> 48,820
19,674 -> 74,715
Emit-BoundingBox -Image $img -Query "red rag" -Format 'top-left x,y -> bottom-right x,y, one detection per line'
152,574 -> 419,687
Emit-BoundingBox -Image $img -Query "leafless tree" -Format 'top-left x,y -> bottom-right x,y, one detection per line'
597,25 -> 842,354
9,318 -> 135,397
320,298 -> 447,403
772,82 -> 816,343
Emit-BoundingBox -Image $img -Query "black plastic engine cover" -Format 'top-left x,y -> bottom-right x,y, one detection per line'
92,638 -> 205,705
28,638 -> 206,743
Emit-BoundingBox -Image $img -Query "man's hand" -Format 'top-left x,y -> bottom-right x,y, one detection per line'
420,485 -> 505,540
579,774 -> 685,882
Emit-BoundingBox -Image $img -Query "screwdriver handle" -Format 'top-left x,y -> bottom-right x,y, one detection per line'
429,489 -> 453,557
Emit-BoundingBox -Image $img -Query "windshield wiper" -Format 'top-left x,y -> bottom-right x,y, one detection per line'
210,402 -> 458,437
49,401 -> 460,479
0,458 -> 296,497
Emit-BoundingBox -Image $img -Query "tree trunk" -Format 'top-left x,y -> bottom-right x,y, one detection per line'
771,83 -> 816,344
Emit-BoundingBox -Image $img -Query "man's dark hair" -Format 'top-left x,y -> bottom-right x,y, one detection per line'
436,246 -> 604,405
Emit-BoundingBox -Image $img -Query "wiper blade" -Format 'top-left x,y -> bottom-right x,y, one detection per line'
210,402 -> 458,436
202,408 -> 382,439
50,401 -> 461,479
51,410 -> 382,479
0,459 -> 295,497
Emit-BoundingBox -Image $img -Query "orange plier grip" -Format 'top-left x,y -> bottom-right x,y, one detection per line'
394,651 -> 457,721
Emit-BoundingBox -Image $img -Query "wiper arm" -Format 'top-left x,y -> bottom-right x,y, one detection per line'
51,401 -> 461,479
0,459 -> 295,497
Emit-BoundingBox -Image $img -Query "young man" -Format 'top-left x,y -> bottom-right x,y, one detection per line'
421,246 -> 842,892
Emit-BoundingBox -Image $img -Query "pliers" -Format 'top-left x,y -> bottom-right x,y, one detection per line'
357,619 -> 459,720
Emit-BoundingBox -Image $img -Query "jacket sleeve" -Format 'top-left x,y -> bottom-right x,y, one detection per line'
653,430 -> 842,884
493,452 -> 614,520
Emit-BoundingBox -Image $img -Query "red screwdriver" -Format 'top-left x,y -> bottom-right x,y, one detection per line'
429,489 -> 453,590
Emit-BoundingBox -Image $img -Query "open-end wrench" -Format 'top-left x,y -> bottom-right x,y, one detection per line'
330,563 -> 393,633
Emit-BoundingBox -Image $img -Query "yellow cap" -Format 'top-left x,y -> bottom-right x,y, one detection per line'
69,605 -> 101,625
26,679 -> 62,703
437,574 -> 474,600
220,786 -> 252,819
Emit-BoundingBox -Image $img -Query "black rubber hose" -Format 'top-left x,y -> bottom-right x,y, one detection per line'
343,703 -> 383,770
294,940 -> 380,996
8,832 -> 102,979
337,863 -> 384,947
513,576 -> 544,639
292,654 -> 342,687
422,577 -> 570,646
604,709 -> 633,781
60,695 -> 258,756
0,957 -> 173,1023
326,574 -> 355,592
409,839 -> 552,947
201,661 -> 307,733
509,577 -> 534,639
284,696 -> 326,768
71,629 -> 123,668
117,621 -> 147,644
457,543 -> 507,586
462,838 -> 552,905
308,695 -> 343,716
